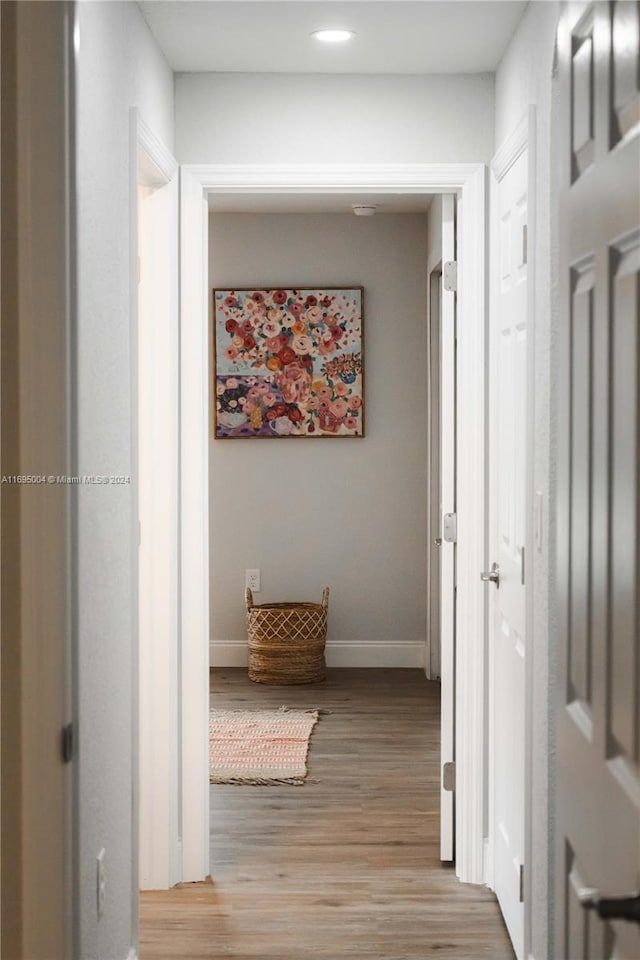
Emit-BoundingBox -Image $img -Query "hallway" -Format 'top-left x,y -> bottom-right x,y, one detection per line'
139,669 -> 514,959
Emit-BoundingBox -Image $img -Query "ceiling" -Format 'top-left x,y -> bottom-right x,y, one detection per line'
207,192 -> 434,214
138,1 -> 528,75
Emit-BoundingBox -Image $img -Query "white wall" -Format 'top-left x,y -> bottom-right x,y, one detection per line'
75,3 -> 174,957
494,5 -> 560,959
177,73 -> 494,164
209,212 -> 430,667
427,195 -> 443,275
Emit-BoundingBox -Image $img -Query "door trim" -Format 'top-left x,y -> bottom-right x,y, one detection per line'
180,162 -> 488,885
440,196 -> 456,861
426,261 -> 443,682
179,165 -> 211,882
130,108 -> 181,896
491,112 -> 530,182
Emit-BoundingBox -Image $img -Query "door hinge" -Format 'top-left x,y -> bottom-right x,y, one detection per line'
61,723 -> 74,764
443,761 -> 456,792
443,260 -> 457,292
443,512 -> 457,543
519,863 -> 525,902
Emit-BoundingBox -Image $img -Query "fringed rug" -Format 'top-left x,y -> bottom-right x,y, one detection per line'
209,706 -> 320,785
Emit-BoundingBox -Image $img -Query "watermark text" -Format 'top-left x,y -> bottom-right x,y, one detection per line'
2,475 -> 131,485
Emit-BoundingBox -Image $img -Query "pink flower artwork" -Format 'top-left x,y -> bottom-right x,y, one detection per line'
213,287 -> 364,439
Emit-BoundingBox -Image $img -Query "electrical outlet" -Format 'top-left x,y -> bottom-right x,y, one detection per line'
245,569 -> 261,592
96,848 -> 106,918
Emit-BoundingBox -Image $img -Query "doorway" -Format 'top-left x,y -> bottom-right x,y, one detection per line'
178,162 -> 488,887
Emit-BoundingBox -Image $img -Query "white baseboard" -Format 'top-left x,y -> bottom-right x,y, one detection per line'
210,640 -> 424,669
326,642 -> 424,668
483,837 -> 494,889
211,640 -> 248,667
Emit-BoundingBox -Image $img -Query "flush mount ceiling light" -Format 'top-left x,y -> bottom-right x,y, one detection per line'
311,29 -> 355,44
352,204 -> 377,217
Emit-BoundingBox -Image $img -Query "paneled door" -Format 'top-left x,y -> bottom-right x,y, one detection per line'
556,3 -> 640,958
488,136 -> 529,958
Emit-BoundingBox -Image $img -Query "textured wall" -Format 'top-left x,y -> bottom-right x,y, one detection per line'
75,3 -> 174,957
209,212 -> 430,667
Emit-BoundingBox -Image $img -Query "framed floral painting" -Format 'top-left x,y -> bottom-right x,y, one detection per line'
213,287 -> 364,439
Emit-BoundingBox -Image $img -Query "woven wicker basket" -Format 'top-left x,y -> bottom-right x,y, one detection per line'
246,587 -> 329,685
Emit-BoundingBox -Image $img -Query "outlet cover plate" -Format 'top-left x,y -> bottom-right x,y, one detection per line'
245,569 -> 261,592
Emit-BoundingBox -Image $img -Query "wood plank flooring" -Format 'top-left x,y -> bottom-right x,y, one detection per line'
139,668 -> 514,960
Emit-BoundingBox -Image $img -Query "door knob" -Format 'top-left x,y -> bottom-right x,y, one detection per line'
480,562 -> 500,588
579,889 -> 640,924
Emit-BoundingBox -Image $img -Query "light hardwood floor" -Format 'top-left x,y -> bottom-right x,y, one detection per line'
139,668 -> 514,960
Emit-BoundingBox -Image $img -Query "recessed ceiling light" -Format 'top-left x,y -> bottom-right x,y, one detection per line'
311,29 -> 355,44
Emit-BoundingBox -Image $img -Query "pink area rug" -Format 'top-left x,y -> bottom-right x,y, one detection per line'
209,706 -> 320,785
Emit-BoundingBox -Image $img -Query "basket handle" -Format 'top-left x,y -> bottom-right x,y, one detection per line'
321,586 -> 330,609
245,587 -> 254,610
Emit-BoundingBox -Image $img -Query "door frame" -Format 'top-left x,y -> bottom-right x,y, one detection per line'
439,194 -> 457,862
179,162 -> 487,884
426,260 -> 443,683
130,108 -> 182,896
488,109 -> 536,952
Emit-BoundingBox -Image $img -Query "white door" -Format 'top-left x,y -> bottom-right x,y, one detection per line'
556,3 -> 640,958
488,143 -> 529,957
440,195 -> 457,861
